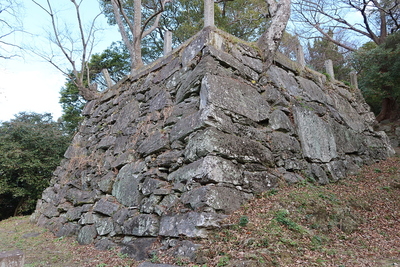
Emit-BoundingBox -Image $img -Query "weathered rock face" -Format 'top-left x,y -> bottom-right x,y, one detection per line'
31,27 -> 394,260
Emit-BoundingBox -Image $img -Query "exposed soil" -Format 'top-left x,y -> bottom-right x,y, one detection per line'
1,156 -> 400,266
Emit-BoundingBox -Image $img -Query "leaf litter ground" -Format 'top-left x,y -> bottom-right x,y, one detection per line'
1,156 -> 400,266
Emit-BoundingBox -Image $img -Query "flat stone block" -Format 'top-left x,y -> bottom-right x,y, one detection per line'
0,250 -> 24,267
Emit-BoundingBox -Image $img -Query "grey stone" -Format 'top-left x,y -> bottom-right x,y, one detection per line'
140,195 -> 162,213
181,185 -> 250,213
363,132 -> 395,159
200,74 -> 270,122
111,100 -> 140,134
269,131 -> 301,156
93,197 -> 120,216
120,238 -> 158,261
141,178 -> 168,196
97,135 -> 117,150
169,110 -> 205,142
153,57 -> 181,84
164,97 -> 199,126
325,160 -> 348,182
159,212 -> 227,238
155,194 -> 179,215
395,127 -> 400,137
266,66 -> 300,95
296,76 -> 332,104
152,150 -> 183,168
40,202 -> 60,218
38,216 -> 66,234
167,156 -> 242,185
330,93 -> 365,133
205,45 -> 259,81
79,212 -> 100,225
0,250 -> 24,267
243,171 -> 278,193
97,172 -> 115,194
390,138 -> 399,147
65,206 -> 83,221
184,128 -> 273,165
95,217 -> 114,236
81,99 -> 97,116
174,69 -> 202,104
310,163 -> 329,185
170,240 -> 201,261
77,225 -> 97,245
112,208 -> 135,226
269,109 -> 294,132
66,188 -> 98,206
112,162 -> 146,207
137,131 -> 170,157
123,214 -> 160,236
95,238 -> 118,250
64,134 -> 87,159
261,84 -> 289,106
148,90 -> 172,112
331,121 -> 363,154
40,187 -> 60,206
283,172 -> 304,184
294,106 -> 337,163
56,223 -> 80,237
181,30 -> 207,66
241,55 -> 264,73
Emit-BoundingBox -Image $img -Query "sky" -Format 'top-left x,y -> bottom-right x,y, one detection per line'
0,0 -> 120,122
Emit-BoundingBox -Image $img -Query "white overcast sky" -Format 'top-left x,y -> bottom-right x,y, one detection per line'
0,0 -> 120,122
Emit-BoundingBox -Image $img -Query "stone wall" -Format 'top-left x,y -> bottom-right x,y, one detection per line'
31,27 -> 394,260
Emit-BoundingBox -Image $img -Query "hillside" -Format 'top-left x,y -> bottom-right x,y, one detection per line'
1,155 -> 399,266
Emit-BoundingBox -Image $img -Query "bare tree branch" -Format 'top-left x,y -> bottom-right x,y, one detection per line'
291,0 -> 399,51
31,0 -> 101,100
0,0 -> 24,59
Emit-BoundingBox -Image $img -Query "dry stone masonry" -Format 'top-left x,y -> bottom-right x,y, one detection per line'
31,27 -> 394,260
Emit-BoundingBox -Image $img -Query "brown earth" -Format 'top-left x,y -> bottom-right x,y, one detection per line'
1,156 -> 400,266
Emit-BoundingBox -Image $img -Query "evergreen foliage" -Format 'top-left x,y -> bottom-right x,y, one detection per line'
307,30 -> 351,82
59,79 -> 86,136
59,42 -> 131,134
353,32 -> 400,118
0,112 -> 70,219
100,0 -> 269,62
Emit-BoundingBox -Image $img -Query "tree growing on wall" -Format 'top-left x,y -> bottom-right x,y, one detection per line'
257,0 -> 291,70
101,0 -> 270,65
59,42 -> 131,135
0,113 -> 70,220
107,0 -> 171,74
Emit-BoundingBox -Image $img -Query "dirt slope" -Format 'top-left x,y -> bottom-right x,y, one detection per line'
1,157 -> 400,267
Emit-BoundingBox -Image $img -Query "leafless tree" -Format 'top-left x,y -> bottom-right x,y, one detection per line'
291,0 -> 400,51
109,0 -> 170,75
0,0 -> 23,59
257,0 -> 291,70
31,0 -> 101,100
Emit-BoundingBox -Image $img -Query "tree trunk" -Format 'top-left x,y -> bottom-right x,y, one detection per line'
79,84 -> 99,101
376,97 -> 399,122
257,0 -> 291,71
13,198 -> 24,217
